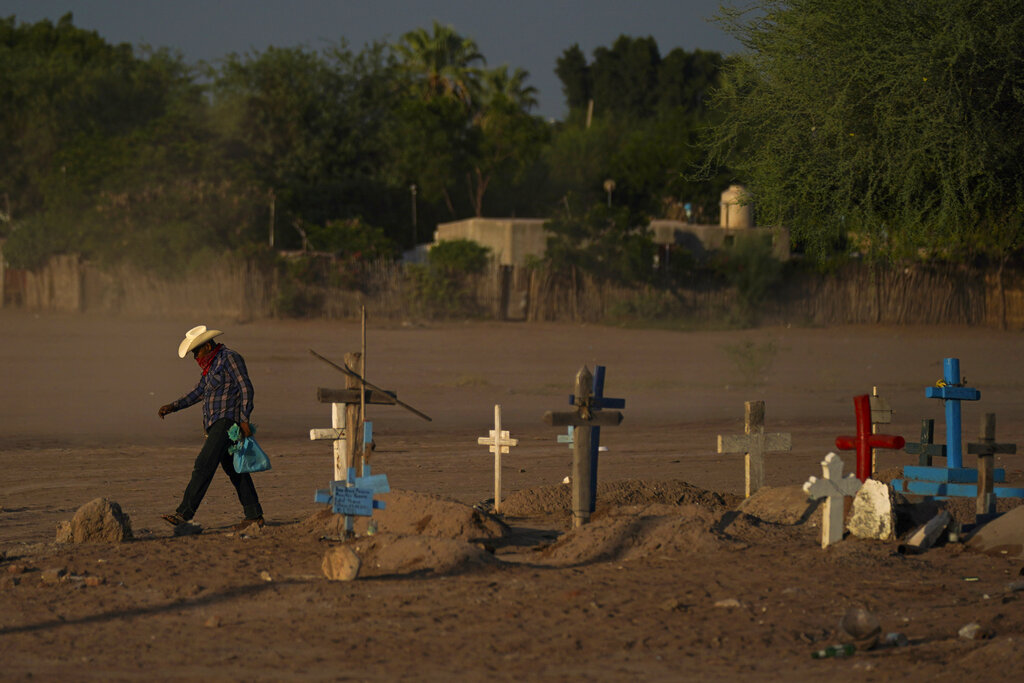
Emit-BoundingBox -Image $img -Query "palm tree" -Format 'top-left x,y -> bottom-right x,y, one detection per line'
479,65 -> 539,111
395,21 -> 485,105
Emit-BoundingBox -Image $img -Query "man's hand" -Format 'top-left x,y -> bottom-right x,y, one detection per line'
158,404 -> 174,419
240,421 -> 252,438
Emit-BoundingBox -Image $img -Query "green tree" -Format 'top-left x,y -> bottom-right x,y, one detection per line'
706,0 -> 1024,261
394,20 -> 485,105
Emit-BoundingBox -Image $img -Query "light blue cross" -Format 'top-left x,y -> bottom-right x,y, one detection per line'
314,464 -> 389,535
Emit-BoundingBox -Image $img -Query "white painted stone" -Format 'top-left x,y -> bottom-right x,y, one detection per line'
847,479 -> 896,541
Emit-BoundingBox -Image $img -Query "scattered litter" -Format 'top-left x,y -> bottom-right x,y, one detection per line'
958,622 -> 992,640
811,644 -> 855,659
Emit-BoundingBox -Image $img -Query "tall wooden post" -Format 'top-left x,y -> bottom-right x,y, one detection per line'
571,368 -> 594,527
345,351 -> 363,475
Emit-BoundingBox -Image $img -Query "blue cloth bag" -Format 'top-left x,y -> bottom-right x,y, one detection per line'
228,424 -> 272,474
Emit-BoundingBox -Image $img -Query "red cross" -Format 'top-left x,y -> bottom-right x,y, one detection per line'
835,394 -> 905,481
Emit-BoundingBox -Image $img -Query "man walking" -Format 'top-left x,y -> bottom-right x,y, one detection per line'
158,325 -> 265,531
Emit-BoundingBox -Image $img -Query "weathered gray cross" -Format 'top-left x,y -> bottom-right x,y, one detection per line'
802,452 -> 862,549
477,404 -> 518,514
967,413 -> 1016,516
717,401 -> 792,498
543,366 -> 623,527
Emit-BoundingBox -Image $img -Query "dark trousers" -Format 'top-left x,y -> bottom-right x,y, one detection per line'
177,418 -> 263,521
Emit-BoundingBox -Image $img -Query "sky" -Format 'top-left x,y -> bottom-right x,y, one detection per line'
2,0 -> 742,120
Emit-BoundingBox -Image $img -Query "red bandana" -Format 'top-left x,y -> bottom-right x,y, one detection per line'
196,343 -> 224,376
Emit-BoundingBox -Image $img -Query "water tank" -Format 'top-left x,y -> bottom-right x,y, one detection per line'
720,184 -> 753,228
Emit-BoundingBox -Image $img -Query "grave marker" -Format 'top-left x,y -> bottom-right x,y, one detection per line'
892,358 -> 1022,499
310,348 -> 431,479
314,465 -> 390,537
544,366 -> 624,527
967,413 -> 1016,516
717,401 -> 792,497
869,386 -> 893,473
803,452 -> 862,549
924,357 -> 979,469
569,365 -> 625,512
477,404 -> 519,514
835,394 -> 905,481
904,419 -> 946,467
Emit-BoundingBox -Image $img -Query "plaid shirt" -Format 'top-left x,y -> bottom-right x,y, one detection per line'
170,346 -> 254,431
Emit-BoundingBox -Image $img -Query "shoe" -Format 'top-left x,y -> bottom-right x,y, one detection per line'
162,512 -> 187,527
233,516 -> 265,531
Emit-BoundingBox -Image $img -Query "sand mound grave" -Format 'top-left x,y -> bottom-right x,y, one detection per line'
737,485 -> 823,525
349,533 -> 497,577
539,503 -> 741,565
500,479 -> 739,517
302,489 -> 507,541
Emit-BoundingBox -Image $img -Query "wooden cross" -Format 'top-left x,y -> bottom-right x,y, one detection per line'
569,365 -> 625,512
717,400 -> 792,498
835,394 -> 905,481
869,386 -> 893,473
314,465 -> 390,537
310,348 -> 431,479
477,404 -> 518,514
802,452 -> 862,549
543,366 -> 624,527
904,418 -> 946,466
924,357 -> 980,469
967,413 -> 1016,516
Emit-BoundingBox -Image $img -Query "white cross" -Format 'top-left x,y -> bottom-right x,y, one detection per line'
803,452 -> 862,549
310,402 -> 348,481
477,404 -> 518,514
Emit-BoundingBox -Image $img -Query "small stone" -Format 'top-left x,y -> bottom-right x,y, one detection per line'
958,622 -> 991,640
84,576 -> 104,587
174,523 -> 203,537
258,570 -> 272,582
204,615 -> 222,628
660,598 -> 680,612
40,567 -> 67,584
714,598 -> 742,608
5,564 -> 27,575
1005,580 -> 1024,593
55,521 -> 73,544
322,546 -> 361,581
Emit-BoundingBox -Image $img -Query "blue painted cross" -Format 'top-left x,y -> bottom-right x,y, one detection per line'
314,464 -> 389,536
568,365 -> 625,512
924,358 -> 979,469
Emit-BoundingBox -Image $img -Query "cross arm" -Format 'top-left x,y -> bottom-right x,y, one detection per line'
544,410 -> 623,427
925,386 -> 980,401
317,387 -> 398,405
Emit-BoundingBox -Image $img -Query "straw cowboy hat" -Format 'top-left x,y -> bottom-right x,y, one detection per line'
178,325 -> 223,358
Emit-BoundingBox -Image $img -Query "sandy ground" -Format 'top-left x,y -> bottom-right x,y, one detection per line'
2,311 -> 1024,681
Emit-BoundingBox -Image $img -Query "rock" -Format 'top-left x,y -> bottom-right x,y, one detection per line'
40,567 -> 67,584
966,506 -> 1024,560
84,576 -> 104,587
204,615 -> 222,628
714,598 -> 742,608
55,521 -> 73,544
322,546 -> 361,581
847,480 -> 896,541
899,510 -> 951,553
58,498 -> 133,543
958,622 -> 992,640
838,607 -> 881,650
258,570 -> 272,582
5,563 -> 28,574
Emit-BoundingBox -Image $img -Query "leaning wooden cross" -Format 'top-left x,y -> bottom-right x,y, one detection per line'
717,400 -> 792,498
543,366 -> 624,528
803,452 -> 862,549
477,404 -> 518,514
967,413 -> 1016,517
310,348 -> 431,480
